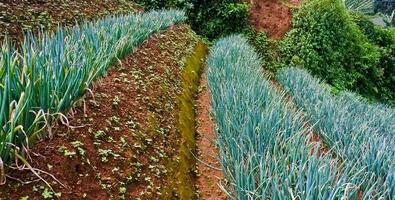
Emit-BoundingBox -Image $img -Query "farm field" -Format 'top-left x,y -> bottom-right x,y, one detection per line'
0,0 -> 394,199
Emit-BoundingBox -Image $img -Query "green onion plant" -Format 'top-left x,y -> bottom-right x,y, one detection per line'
206,35 -> 383,199
277,67 -> 395,199
0,10 -> 185,176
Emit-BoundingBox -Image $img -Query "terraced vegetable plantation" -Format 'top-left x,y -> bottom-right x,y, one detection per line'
0,9 -> 208,199
0,10 -> 185,166
0,0 -> 394,199
206,35 -> 393,199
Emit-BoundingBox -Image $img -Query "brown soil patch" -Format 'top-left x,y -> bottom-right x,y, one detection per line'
249,0 -> 300,39
196,73 -> 227,200
0,24 -> 198,200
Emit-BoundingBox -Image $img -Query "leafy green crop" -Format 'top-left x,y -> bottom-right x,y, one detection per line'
206,35 -> 383,199
0,0 -> 138,42
0,10 -> 185,173
277,67 -> 395,198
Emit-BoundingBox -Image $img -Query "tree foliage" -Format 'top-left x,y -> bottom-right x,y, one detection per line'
281,0 -> 395,105
351,12 -> 395,104
186,0 -> 249,39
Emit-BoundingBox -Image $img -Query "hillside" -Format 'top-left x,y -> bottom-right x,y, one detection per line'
0,0 -> 394,199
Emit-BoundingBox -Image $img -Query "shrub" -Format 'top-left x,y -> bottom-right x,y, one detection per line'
248,31 -> 269,56
351,12 -> 395,104
136,0 -> 250,40
187,0 -> 250,40
135,0 -> 187,10
351,12 -> 395,45
280,0 -> 395,105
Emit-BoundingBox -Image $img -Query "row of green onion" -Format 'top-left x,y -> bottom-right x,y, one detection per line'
277,67 -> 395,198
0,10 -> 186,176
206,35 -> 391,199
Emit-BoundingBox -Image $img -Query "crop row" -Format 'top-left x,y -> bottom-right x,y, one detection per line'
206,35 -> 383,199
277,67 -> 395,198
0,10 -> 185,169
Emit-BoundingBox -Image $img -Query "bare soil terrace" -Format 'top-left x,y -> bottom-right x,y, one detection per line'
249,0 -> 299,39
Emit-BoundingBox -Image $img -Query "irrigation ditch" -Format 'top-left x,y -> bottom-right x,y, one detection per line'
162,42 -> 208,199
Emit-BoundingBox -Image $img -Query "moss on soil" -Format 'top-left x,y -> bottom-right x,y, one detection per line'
176,42 -> 208,199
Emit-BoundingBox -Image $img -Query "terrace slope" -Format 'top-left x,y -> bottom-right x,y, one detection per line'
0,24 -> 199,200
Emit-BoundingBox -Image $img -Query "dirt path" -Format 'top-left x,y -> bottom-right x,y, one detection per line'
249,0 -> 300,39
196,73 -> 227,199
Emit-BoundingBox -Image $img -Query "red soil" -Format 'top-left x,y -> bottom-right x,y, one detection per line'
0,24 -> 198,200
196,74 -> 227,200
249,0 -> 300,39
